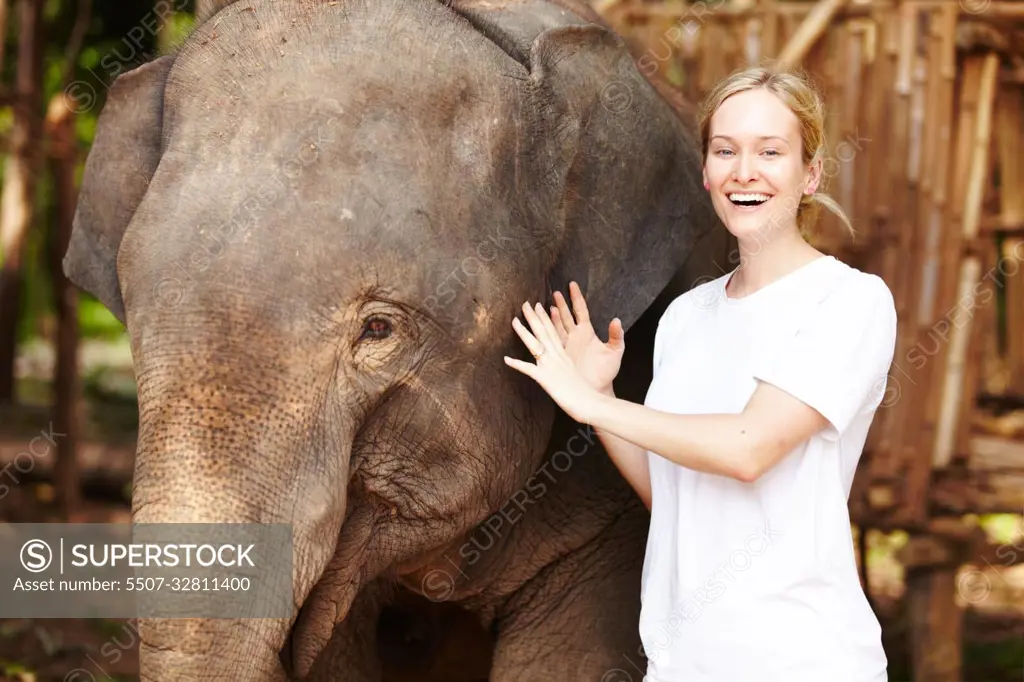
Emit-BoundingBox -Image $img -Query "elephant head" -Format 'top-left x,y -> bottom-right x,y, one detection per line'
64,0 -> 717,678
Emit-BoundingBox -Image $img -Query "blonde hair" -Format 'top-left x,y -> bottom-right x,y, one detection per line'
698,64 -> 855,240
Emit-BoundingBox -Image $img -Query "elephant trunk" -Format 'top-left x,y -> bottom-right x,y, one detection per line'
130,368 -> 353,681
137,617 -> 290,682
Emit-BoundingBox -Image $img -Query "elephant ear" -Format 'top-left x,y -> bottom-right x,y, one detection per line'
530,24 -> 715,334
64,55 -> 174,324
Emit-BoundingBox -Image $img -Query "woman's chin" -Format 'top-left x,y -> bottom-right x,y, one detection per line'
723,210 -> 784,242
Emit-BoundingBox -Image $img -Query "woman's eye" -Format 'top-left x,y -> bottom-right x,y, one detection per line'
360,316 -> 393,341
763,149 -> 779,157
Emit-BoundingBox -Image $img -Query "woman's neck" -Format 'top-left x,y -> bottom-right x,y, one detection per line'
727,229 -> 823,298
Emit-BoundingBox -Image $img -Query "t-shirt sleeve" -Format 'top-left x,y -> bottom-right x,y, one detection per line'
653,311 -> 669,375
750,273 -> 898,440
652,299 -> 678,375
651,294 -> 691,375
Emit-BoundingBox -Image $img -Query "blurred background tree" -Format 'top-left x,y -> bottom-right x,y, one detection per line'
0,0 -> 196,385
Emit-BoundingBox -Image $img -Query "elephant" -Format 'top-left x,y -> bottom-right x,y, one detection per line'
63,0 -> 732,679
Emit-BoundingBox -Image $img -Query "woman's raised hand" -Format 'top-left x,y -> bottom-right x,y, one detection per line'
549,281 -> 625,395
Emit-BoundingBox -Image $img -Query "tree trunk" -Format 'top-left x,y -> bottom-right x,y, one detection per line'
44,93 -> 81,519
0,0 -> 9,82
0,0 -> 44,404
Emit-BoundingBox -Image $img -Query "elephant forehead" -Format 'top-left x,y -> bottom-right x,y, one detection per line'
164,0 -> 530,136
155,1 -> 540,243
118,0 -> 557,331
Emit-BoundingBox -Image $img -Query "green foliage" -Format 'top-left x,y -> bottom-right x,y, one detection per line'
980,514 -> 1024,545
0,659 -> 34,676
79,294 -> 126,340
160,12 -> 196,53
963,637 -> 1024,682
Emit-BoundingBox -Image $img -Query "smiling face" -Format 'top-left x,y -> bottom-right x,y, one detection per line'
702,87 -> 820,243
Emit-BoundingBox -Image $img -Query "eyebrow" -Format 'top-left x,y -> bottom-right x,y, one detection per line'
711,135 -> 790,143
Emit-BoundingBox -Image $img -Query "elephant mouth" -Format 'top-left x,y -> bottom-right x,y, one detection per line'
393,542 -> 456,576
286,502 -> 380,677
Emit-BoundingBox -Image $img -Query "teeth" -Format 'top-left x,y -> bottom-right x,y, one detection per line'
728,193 -> 771,203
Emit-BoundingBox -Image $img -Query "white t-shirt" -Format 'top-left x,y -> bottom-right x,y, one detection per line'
639,255 -> 896,682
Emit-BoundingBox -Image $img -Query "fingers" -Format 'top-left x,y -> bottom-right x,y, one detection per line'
569,281 -> 591,326
553,290 -> 576,333
532,302 -> 565,353
607,317 -> 626,351
511,316 -> 545,359
521,302 -> 560,356
549,306 -> 569,345
511,282 -> 594,360
503,355 -> 537,378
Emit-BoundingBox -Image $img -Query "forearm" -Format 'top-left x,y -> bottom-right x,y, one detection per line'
587,393 -> 760,482
594,388 -> 651,509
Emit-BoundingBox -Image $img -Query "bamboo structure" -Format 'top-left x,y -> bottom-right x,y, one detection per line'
596,1 -> 1024,680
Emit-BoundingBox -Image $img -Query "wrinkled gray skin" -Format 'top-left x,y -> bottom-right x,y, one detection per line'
64,0 -> 731,679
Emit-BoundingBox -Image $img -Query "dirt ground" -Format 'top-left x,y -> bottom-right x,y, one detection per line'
1,339 -> 1022,681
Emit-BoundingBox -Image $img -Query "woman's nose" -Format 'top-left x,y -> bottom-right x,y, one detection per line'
733,153 -> 758,183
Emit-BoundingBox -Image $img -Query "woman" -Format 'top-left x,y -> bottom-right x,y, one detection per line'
504,66 -> 896,682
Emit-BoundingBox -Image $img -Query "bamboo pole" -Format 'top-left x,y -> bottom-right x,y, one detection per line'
838,21 -> 861,229
762,0 -> 779,59
862,1 -> 900,485
853,18 -> 875,243
908,54 -> 926,186
916,2 -> 959,472
882,0 -> 921,524
923,52 -> 981,474
898,14 -> 933,516
1002,234 -> 1024,395
900,5 -> 932,425
995,85 -> 1024,395
956,237 -> 995,459
774,0 -> 848,70
913,5 -> 949,326
932,52 -> 1001,469
960,57 -> 1000,245
743,5 -> 760,64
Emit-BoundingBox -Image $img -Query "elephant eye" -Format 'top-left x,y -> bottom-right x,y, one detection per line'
360,316 -> 393,341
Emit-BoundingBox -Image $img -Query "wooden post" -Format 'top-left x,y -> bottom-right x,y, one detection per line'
995,85 -> 1024,395
879,0 -> 921,525
912,2 -> 956,437
893,3 -> 959,526
858,1 -> 901,521
852,17 -> 876,245
837,20 -> 862,231
906,565 -> 964,681
932,52 -> 1000,468
774,0 -> 848,70
900,534 -> 967,682
762,0 -> 779,59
